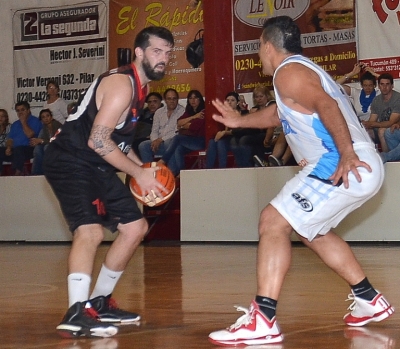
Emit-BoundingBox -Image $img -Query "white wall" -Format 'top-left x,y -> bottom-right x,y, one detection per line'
180,163 -> 400,242
0,173 -> 125,241
0,0 -> 109,122
1,164 -> 399,242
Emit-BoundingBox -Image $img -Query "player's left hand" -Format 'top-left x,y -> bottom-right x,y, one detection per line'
329,151 -> 372,189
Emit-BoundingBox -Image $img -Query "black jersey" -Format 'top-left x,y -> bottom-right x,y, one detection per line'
50,63 -> 147,170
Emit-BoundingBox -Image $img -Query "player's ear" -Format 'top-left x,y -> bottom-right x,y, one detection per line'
134,47 -> 144,60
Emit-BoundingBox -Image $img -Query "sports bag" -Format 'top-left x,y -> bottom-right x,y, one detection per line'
186,29 -> 204,68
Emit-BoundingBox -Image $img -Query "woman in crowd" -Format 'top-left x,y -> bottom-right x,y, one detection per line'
230,86 -> 275,167
43,80 -> 69,124
206,91 -> 248,168
158,90 -> 205,176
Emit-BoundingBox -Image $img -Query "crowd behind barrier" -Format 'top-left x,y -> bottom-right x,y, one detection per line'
4,68 -> 400,177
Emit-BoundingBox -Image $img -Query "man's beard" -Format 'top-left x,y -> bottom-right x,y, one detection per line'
142,58 -> 165,81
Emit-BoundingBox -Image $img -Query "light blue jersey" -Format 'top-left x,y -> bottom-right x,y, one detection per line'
273,55 -> 373,180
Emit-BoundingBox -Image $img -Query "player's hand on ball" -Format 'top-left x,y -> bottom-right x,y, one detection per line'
130,162 -> 175,207
134,166 -> 166,204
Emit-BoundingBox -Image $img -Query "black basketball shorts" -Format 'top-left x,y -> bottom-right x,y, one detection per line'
43,144 -> 143,233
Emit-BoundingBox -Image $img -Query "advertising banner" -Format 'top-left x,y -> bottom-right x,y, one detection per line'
233,0 -> 357,93
109,0 -> 204,98
13,1 -> 108,108
356,1 -> 400,79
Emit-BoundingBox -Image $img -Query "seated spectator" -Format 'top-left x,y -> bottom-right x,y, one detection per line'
30,109 -> 62,175
267,132 -> 293,166
0,109 -> 12,175
238,94 -> 249,113
362,73 -> 400,152
379,123 -> 400,163
139,88 -> 184,162
132,92 -> 163,156
43,80 -> 69,124
231,86 -> 275,167
5,101 -> 42,175
206,91 -> 248,169
158,90 -> 206,175
336,63 -> 380,122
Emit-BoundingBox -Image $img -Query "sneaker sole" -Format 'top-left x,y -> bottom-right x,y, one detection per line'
208,333 -> 283,346
56,324 -> 118,338
98,315 -> 141,324
344,306 -> 395,327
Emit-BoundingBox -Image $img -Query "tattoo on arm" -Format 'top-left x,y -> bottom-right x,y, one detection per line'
90,124 -> 117,157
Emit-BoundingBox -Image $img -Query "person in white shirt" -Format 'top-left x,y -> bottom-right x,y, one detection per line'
208,16 -> 393,347
43,80 -> 69,124
139,88 -> 184,162
336,63 -> 380,122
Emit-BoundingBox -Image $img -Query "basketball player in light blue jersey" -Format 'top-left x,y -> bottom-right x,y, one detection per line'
209,16 -> 393,347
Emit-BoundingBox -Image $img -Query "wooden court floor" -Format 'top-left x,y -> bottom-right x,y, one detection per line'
1,242 -> 399,349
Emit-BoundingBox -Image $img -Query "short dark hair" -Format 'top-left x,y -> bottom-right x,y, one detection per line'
163,88 -> 179,100
262,16 -> 302,55
15,101 -> 30,110
134,26 -> 174,52
146,92 -> 163,103
360,71 -> 376,86
378,73 -> 394,85
39,108 -> 53,120
46,79 -> 60,90
225,91 -> 240,103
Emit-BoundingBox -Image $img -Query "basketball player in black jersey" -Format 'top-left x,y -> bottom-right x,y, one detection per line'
43,26 -> 174,338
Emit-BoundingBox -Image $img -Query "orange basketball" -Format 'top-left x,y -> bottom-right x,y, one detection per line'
129,162 -> 175,207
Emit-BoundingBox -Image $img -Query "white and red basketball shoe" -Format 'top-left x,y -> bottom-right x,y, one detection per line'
343,291 -> 394,326
208,300 -> 283,346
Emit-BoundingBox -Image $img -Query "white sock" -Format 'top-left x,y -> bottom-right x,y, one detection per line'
67,273 -> 91,307
90,264 -> 123,299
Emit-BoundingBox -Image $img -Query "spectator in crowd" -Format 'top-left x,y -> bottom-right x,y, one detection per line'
379,121 -> 400,163
30,109 -> 62,175
158,89 -> 206,175
238,94 -> 249,113
5,101 -> 42,175
230,86 -> 275,167
336,63 -> 380,122
132,92 -> 163,156
206,91 -> 248,169
362,73 -> 400,152
139,88 -> 184,162
44,80 -> 69,124
0,108 -> 12,175
267,132 -> 293,166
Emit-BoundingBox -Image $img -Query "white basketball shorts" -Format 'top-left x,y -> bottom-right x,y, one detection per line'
270,144 -> 384,241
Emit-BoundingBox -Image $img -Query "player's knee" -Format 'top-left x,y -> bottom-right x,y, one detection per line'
259,205 -> 292,238
119,218 -> 148,240
73,225 -> 104,246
